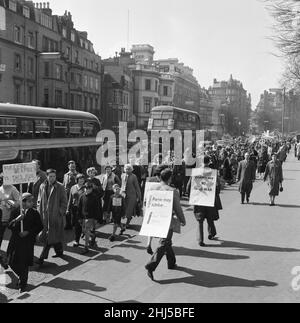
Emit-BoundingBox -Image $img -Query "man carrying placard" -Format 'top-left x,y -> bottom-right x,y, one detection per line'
144,169 -> 186,281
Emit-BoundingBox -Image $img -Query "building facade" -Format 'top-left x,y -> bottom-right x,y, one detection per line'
0,0 -> 102,119
256,89 -> 300,134
102,50 -> 135,133
209,75 -> 252,136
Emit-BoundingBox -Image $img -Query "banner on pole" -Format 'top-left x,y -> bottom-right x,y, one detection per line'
3,163 -> 37,185
189,168 -> 217,207
140,190 -> 173,239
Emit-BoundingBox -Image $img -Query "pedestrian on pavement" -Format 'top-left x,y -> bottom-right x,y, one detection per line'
0,173 -> 20,270
121,164 -> 142,229
145,168 -> 186,281
264,153 -> 283,206
63,161 -> 78,230
7,193 -> 43,293
78,181 -> 100,254
192,156 -> 223,247
145,164 -> 169,256
37,169 -> 68,266
100,165 -> 121,224
87,167 -> 104,224
28,160 -> 47,208
66,174 -> 86,247
237,153 -> 256,204
107,184 -> 126,242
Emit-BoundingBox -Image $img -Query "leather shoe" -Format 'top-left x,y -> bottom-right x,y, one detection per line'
147,270 -> 154,281
168,264 -> 178,270
199,242 -> 206,247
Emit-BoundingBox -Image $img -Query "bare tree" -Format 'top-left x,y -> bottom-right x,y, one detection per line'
265,0 -> 300,86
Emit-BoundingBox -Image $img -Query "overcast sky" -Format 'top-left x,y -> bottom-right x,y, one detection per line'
50,0 -> 284,109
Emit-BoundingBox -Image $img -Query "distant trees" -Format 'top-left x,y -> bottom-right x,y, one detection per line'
266,0 -> 300,87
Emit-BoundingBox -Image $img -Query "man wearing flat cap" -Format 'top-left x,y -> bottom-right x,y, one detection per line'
7,193 -> 43,292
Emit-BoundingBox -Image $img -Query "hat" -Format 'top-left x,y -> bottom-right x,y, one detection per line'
22,193 -> 34,201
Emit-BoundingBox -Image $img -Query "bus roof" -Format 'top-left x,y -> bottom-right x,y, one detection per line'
0,103 -> 100,123
151,106 -> 200,116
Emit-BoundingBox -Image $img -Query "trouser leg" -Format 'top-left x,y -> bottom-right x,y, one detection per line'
53,242 -> 63,256
241,192 -> 246,203
207,219 -> 217,238
146,230 -> 173,272
40,244 -> 51,260
165,231 -> 176,269
19,266 -> 29,289
197,218 -> 205,243
74,220 -> 82,244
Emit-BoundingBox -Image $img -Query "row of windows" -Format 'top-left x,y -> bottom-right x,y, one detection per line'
14,26 -> 35,48
144,79 -> 173,97
13,54 -> 35,75
112,90 -> 130,105
0,118 -> 99,140
44,88 -> 99,111
43,62 -> 100,90
13,83 -> 35,105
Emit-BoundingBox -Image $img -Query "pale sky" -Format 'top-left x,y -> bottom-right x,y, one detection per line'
50,0 -> 284,109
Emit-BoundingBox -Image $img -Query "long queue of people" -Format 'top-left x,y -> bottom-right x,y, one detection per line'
0,137 -> 295,290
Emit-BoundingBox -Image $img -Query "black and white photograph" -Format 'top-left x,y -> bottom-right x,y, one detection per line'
1,0 -> 300,306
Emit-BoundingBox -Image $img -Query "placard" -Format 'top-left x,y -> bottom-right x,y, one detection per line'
3,163 -> 37,185
140,190 -> 173,239
189,168 -> 217,207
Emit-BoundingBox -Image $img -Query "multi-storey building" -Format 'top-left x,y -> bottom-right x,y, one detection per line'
256,89 -> 300,134
0,0 -> 102,119
209,75 -> 252,136
102,49 -> 135,133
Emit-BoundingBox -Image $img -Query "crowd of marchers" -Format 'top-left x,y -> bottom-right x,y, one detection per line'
0,135 -> 297,290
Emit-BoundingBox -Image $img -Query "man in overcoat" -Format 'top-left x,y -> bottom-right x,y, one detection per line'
37,169 -> 68,265
237,153 -> 256,204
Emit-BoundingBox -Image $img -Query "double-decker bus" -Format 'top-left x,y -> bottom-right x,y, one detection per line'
0,103 -> 101,180
148,106 -> 201,132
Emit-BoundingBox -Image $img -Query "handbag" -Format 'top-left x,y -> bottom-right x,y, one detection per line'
280,186 -> 284,193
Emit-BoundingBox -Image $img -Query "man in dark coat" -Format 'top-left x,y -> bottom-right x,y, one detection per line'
237,153 -> 256,204
145,169 -> 186,281
7,193 -> 43,292
192,156 -> 223,247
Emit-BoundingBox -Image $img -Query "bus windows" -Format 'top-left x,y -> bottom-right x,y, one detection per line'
54,120 -> 68,138
20,120 -> 34,139
35,119 -> 51,138
0,118 -> 17,139
70,121 -> 82,137
83,121 -> 98,137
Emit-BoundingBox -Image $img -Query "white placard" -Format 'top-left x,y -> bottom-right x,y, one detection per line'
140,190 -> 173,239
189,168 -> 217,207
3,163 -> 37,185
143,181 -> 159,207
